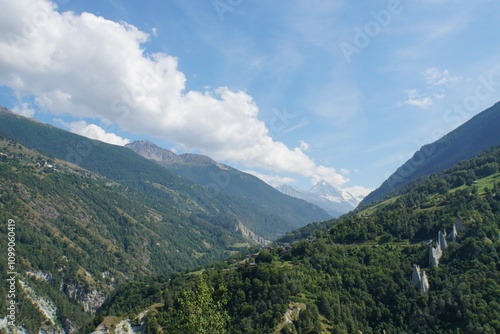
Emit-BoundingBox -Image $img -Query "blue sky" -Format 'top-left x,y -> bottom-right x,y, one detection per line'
1,0 -> 499,198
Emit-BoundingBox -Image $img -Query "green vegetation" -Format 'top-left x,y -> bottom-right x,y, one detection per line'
97,146 -> 500,333
0,104 -> 326,332
0,107 -> 330,241
1,104 -> 499,333
160,161 -> 331,238
0,138 -> 245,331
175,276 -> 230,333
362,101 -> 500,206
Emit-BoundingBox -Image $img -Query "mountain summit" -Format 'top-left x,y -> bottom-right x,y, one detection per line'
310,180 -> 360,207
125,140 -> 215,164
277,180 -> 362,217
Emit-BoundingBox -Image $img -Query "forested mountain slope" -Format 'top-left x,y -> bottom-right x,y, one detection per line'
0,106 -> 330,241
0,106 -> 328,332
94,147 -> 500,333
361,101 -> 500,207
0,138 -> 251,332
127,139 -> 332,228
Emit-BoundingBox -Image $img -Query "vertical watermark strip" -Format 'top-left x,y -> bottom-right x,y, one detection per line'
6,219 -> 17,328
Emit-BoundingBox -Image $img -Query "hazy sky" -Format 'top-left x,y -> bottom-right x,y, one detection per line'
1,0 -> 499,197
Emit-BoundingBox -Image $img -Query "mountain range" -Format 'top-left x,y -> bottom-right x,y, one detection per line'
125,139 -> 363,217
1,100 -> 500,333
0,107 -> 330,242
276,181 -> 361,217
125,139 -> 215,165
95,139 -> 500,334
125,139 -> 331,233
0,105 -> 329,332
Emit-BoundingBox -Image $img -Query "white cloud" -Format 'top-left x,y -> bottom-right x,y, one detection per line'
245,171 -> 296,187
340,168 -> 350,175
343,185 -> 373,199
309,165 -> 348,188
422,67 -> 462,87
299,140 -> 309,151
398,68 -> 463,109
404,89 -> 419,99
400,89 -> 433,109
407,97 -> 433,109
12,101 -> 35,117
68,121 -> 130,146
433,93 -> 446,100
0,0 -> 350,188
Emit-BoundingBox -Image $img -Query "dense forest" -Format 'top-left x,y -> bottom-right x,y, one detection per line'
94,147 -> 500,333
0,138 -> 247,332
0,108 -> 325,333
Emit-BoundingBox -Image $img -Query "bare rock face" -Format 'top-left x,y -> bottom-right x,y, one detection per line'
419,271 -> 430,294
236,221 -> 271,246
411,264 -> 422,287
411,264 -> 430,293
125,139 -> 177,161
415,221 -> 463,294
429,223 -> 460,267
65,282 -> 106,314
429,243 -> 443,267
126,140 -> 215,164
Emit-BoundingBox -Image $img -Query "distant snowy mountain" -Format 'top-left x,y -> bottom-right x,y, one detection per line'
310,180 -> 362,208
276,180 -> 363,217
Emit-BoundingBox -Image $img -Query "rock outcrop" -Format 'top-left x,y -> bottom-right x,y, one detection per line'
429,222 -> 461,267
411,264 -> 430,293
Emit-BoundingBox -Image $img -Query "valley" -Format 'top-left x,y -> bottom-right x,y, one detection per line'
0,103 -> 499,333
94,146 -> 500,333
0,1 -> 499,332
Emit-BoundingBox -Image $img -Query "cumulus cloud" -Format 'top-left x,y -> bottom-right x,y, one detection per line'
422,67 -> 462,87
0,0 -> 350,187
400,89 -> 433,109
245,171 -> 296,187
68,121 -> 130,146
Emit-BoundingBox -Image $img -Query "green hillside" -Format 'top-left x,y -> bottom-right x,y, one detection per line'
361,101 -> 500,207
95,147 -> 500,333
0,106 -> 328,333
163,161 -> 330,232
0,107 -> 330,241
126,139 -> 332,236
0,138 -> 251,332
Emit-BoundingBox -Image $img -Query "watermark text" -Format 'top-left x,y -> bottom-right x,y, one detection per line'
6,219 -> 17,327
